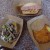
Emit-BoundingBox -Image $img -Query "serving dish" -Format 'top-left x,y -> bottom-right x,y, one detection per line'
27,15 -> 50,50
0,14 -> 23,48
16,0 -> 42,17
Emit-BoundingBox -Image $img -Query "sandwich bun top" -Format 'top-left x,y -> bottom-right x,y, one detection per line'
21,3 -> 41,10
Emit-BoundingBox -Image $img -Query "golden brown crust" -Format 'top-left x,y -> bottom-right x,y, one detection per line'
32,25 -> 50,44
